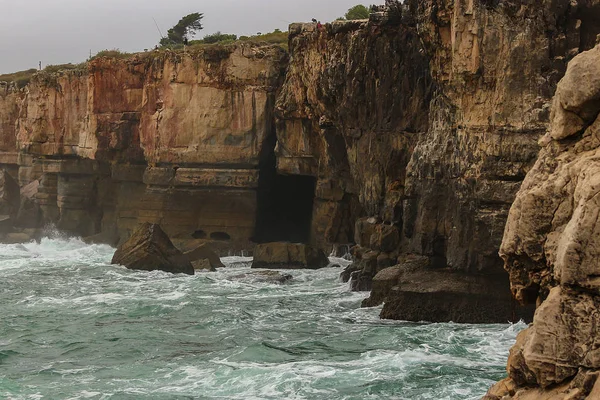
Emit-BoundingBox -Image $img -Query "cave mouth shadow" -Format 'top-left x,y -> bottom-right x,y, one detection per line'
253,172 -> 316,244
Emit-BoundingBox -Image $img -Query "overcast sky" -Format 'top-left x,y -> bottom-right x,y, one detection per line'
0,0 -> 376,74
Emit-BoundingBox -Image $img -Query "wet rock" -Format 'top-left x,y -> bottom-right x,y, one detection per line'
183,243 -> 225,270
252,242 -> 330,269
230,270 -> 293,284
377,267 -> 533,323
340,263 -> 361,283
111,223 -> 194,275
1,232 -> 33,244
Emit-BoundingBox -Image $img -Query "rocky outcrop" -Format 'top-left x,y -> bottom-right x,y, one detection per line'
111,223 -> 194,275
230,270 -> 293,284
486,43 -> 600,399
252,242 -> 330,269
273,1 -> 599,322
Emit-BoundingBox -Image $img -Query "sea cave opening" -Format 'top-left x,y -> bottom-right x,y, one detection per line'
253,132 -> 316,244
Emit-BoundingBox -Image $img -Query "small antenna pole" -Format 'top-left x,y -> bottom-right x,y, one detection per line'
153,17 -> 164,39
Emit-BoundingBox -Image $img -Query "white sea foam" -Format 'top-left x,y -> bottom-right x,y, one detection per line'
0,237 -> 522,400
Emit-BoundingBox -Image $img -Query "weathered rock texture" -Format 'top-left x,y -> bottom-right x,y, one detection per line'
252,242 -> 330,269
111,223 -> 194,275
486,43 -> 600,399
0,44 -> 288,250
274,0 -> 599,322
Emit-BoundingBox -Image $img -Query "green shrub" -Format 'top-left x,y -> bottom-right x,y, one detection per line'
201,31 -> 237,44
89,49 -> 132,61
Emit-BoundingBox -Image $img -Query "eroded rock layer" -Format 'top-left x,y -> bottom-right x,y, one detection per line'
0,44 -> 287,250
278,0 -> 599,322
486,43 -> 600,400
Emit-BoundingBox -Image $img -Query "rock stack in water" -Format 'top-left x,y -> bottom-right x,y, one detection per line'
111,223 -> 194,275
486,43 -> 600,399
252,242 -> 329,269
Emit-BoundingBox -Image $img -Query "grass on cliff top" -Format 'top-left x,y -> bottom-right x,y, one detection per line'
186,29 -> 288,50
88,49 -> 134,61
0,68 -> 37,88
0,31 -> 288,88
0,63 -> 87,88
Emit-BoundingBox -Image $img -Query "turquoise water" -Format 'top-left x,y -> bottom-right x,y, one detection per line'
0,237 -> 520,399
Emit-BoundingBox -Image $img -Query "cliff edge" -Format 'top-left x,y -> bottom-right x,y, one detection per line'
486,42 -> 600,400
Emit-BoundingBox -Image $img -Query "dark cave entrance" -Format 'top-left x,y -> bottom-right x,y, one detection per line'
253,130 -> 316,244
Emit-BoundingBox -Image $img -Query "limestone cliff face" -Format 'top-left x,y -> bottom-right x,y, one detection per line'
275,18 -> 431,247
277,1 -> 598,322
0,83 -> 21,177
2,44 -> 287,247
486,43 -> 600,400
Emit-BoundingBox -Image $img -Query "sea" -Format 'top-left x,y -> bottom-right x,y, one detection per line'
0,236 -> 522,399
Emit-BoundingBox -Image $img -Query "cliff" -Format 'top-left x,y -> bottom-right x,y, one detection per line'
1,1 -> 600,325
1,44 -> 287,248
277,0 -> 599,323
486,43 -> 600,400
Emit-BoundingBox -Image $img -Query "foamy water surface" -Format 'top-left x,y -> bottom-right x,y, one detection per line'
0,237 -> 521,399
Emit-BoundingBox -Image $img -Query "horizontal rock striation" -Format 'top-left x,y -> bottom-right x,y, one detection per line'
0,44 -> 288,249
486,42 -> 600,399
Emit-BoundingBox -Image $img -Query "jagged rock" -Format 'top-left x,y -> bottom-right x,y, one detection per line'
369,224 -> 400,253
0,170 -> 20,219
252,242 -> 330,269
490,43 -> 600,398
340,263 -> 361,283
183,243 -> 225,270
111,223 -> 194,275
230,270 -> 293,284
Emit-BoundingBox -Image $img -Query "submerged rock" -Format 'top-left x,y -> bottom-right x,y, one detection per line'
111,223 -> 194,275
252,242 -> 329,269
230,270 -> 293,284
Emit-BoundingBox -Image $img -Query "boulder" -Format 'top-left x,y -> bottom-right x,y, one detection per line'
111,223 -> 194,275
183,243 -> 225,270
252,242 -> 330,269
340,263 -> 361,282
0,171 -> 20,219
230,270 -> 293,284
